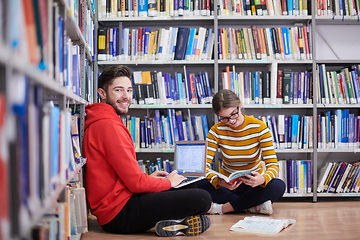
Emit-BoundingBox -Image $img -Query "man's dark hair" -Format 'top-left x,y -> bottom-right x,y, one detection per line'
98,65 -> 132,91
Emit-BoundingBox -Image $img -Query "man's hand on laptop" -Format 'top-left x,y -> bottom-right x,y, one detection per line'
150,170 -> 170,178
167,170 -> 187,188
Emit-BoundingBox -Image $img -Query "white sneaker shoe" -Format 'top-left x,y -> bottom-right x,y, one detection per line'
207,203 -> 223,215
246,200 -> 273,215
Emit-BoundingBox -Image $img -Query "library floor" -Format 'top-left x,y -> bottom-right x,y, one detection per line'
81,198 -> 360,240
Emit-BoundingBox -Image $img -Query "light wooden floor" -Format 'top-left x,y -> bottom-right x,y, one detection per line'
81,198 -> 360,240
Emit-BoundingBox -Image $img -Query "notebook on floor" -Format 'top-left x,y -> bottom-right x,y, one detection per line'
173,140 -> 207,188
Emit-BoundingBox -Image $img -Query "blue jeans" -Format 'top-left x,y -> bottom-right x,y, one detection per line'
197,178 -> 286,213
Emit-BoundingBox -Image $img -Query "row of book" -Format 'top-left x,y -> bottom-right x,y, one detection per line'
316,0 -> 360,16
121,110 -> 209,149
4,75 -> 86,237
98,25 -> 214,61
98,0 -> 312,17
219,0 -> 310,16
68,0 -> 95,55
256,115 -> 314,150
132,69 -> 213,105
138,158 -> 173,174
259,111 -> 360,150
218,25 -> 312,61
99,0 -> 214,17
317,110 -> 360,149
6,0 -> 94,85
222,67 -> 313,105
31,184 -> 88,240
317,161 -> 360,193
278,160 -> 313,194
317,64 -> 360,105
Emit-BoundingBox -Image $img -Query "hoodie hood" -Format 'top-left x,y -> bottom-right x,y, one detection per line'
85,103 -> 121,131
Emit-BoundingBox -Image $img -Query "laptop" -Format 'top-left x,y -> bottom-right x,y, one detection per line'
173,140 -> 207,188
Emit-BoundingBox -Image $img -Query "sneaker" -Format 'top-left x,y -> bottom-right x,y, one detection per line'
155,215 -> 211,237
246,200 -> 273,215
207,203 -> 223,215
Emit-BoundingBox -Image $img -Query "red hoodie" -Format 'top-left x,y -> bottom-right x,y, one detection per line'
83,103 -> 171,225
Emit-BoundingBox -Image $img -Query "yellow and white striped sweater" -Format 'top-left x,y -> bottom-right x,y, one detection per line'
206,114 -> 279,188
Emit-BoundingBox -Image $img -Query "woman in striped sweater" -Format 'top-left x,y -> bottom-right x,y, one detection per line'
198,89 -> 285,215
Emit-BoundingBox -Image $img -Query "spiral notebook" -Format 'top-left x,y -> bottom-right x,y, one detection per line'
173,140 -> 207,188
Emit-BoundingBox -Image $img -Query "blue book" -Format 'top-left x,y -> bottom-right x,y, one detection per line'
176,72 -> 185,104
161,115 -> 168,146
58,16 -> 64,82
49,105 -> 61,187
131,116 -> 137,145
175,111 -> 185,141
109,28 -> 114,60
253,71 -> 259,104
244,71 -> 250,104
170,109 -> 179,142
201,115 -> 209,138
143,28 -> 150,59
164,160 -> 172,172
291,115 -> 299,149
191,116 -> 199,140
343,109 -> 349,146
287,0 -> 293,15
169,75 -> 178,102
174,27 -> 190,60
140,120 -> 146,148
148,118 -> 155,148
157,158 -> 163,171
339,0 -> 344,16
154,110 -> 162,147
163,73 -> 172,104
218,28 -> 222,59
195,75 -> 206,104
178,0 -> 184,16
185,120 -> 191,140
286,116 -> 292,149
326,162 -> 343,193
281,27 -> 291,59
166,109 -> 175,144
350,68 -> 360,103
166,116 -> 173,145
204,72 -> 213,101
286,160 -> 294,193
139,0 -> 148,17
185,28 -> 197,60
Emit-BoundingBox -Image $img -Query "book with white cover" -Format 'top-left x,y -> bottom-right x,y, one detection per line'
230,216 -> 296,235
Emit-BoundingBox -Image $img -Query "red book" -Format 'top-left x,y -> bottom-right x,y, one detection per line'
22,0 -> 40,65
281,0 -> 287,15
137,28 -> 143,60
189,73 -> 197,104
302,26 -> 310,60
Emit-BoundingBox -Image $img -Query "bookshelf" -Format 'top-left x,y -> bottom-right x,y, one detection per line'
0,0 -> 95,239
312,1 -> 360,201
95,0 -> 360,203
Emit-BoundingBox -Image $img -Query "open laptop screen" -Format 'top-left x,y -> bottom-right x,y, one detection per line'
174,141 -> 207,176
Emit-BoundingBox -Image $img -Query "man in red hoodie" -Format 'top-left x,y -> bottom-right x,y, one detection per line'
83,65 -> 211,237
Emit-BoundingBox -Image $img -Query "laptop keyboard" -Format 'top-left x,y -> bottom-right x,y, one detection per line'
182,176 -> 199,182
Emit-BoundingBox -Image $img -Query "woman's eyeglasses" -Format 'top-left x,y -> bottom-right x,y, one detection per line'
218,107 -> 239,123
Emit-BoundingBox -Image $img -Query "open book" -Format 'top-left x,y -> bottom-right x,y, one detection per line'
230,216 -> 296,235
208,169 -> 253,183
